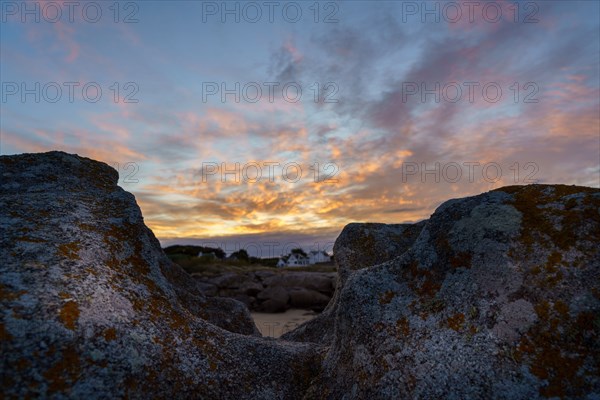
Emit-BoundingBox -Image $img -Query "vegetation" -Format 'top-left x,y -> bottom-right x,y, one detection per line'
290,248 -> 308,257
163,246 -> 335,276
163,245 -> 225,259
230,249 -> 249,262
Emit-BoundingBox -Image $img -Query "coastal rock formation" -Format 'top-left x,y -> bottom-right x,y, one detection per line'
2,151 -> 599,399
297,184 -> 600,399
333,222 -> 425,284
0,152 -> 322,399
282,222 -> 425,343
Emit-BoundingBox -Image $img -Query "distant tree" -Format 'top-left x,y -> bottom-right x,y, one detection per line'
290,248 -> 307,257
163,245 -> 225,259
260,257 -> 280,268
203,247 -> 225,259
163,245 -> 202,257
230,249 -> 249,262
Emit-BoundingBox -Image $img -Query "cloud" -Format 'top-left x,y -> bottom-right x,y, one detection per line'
3,1 -> 598,245
270,37 -> 304,82
53,20 -> 80,62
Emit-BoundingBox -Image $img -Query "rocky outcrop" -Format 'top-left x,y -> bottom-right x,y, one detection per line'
294,184 -> 600,399
282,222 -> 425,343
333,221 -> 425,283
0,152 -> 323,399
192,271 -> 336,312
3,151 -> 599,399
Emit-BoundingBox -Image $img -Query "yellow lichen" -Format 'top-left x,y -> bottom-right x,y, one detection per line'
16,358 -> 30,371
516,299 -> 598,398
0,284 -> 27,301
379,290 -> 395,305
396,317 -> 410,336
498,185 -> 599,252
103,327 -> 117,341
450,251 -> 472,269
17,236 -> 46,243
58,294 -> 79,331
405,261 -> 442,300
57,241 -> 81,260
43,345 -> 80,393
446,313 -> 465,332
0,323 -> 12,341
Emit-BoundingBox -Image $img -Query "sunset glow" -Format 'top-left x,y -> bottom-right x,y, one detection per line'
2,1 -> 599,253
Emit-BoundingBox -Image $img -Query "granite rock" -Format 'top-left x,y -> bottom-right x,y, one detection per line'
292,185 -> 600,399
3,152 -> 599,399
0,152 -> 323,399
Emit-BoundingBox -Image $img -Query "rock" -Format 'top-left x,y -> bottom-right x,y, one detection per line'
257,286 -> 290,312
257,286 -> 289,303
491,299 -> 537,343
282,221 -> 426,343
260,299 -> 288,313
230,294 -> 254,308
254,270 -> 276,280
193,280 -> 218,296
0,152 -> 323,399
283,224 -> 422,342
282,222 -> 423,344
197,270 -> 334,313
239,280 -> 264,296
297,184 -> 600,399
288,289 -> 331,311
263,272 -> 336,294
279,280 -> 339,344
333,221 -> 425,284
4,152 -> 599,399
208,272 -> 248,289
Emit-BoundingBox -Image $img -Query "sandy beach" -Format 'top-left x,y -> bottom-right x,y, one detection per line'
251,309 -> 318,338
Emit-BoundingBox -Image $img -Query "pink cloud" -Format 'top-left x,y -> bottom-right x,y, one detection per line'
284,39 -> 303,63
53,20 -> 80,62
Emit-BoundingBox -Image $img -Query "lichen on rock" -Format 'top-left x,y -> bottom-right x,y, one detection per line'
0,152 -> 323,399
2,152 -> 599,399
290,184 -> 600,400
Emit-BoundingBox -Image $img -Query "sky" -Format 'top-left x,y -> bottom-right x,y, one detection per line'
1,0 -> 599,257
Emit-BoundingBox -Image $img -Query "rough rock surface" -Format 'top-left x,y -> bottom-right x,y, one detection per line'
0,152 -> 323,399
293,184 -> 600,399
333,221 -> 426,284
3,151 -> 600,400
282,222 -> 424,343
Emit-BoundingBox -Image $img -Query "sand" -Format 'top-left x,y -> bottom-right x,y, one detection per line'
251,309 -> 318,338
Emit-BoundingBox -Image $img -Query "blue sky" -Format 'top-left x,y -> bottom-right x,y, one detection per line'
1,0 -> 599,255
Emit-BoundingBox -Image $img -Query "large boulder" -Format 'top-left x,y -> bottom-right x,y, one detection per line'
282,224 -> 423,343
3,151 -> 599,400
333,222 -> 425,284
0,152 -> 323,399
257,286 -> 290,312
239,280 -> 264,296
194,270 -> 336,313
254,270 -> 277,280
263,272 -> 336,294
191,279 -> 218,296
297,184 -> 600,399
208,272 -> 249,289
289,289 -> 331,310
